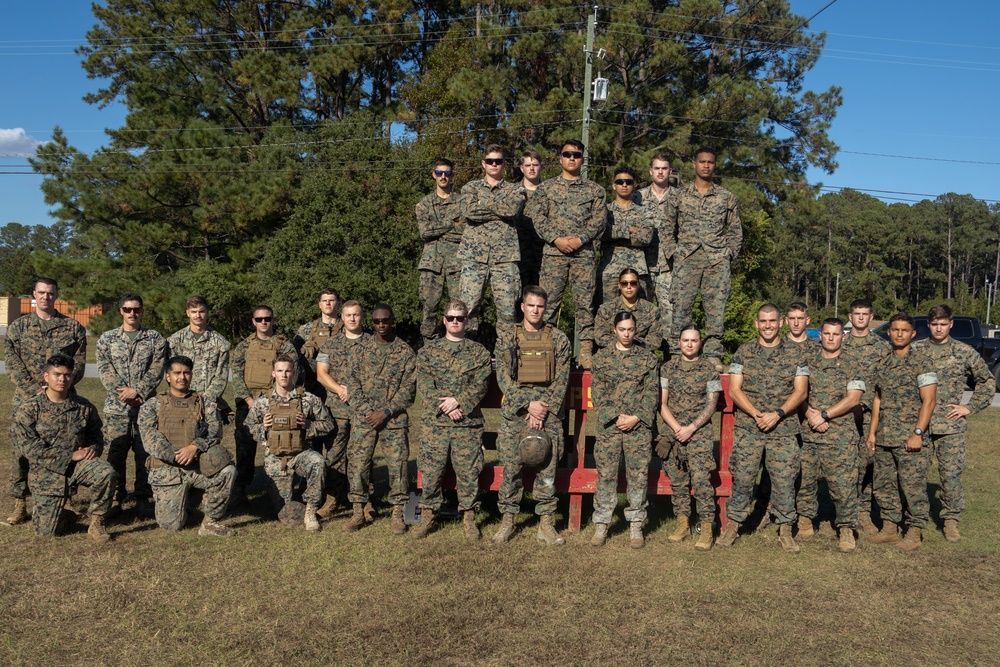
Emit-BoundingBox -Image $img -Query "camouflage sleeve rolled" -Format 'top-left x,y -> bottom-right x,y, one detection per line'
71,320 -> 87,387
230,338 -> 250,402
386,348 -> 417,417
96,331 -> 127,392
85,402 -> 105,457
303,394 -> 334,440
13,400 -> 71,476
726,193 -> 743,260
137,333 -> 168,399
205,335 -> 231,401
455,342 -> 492,414
3,327 -> 35,396
967,349 -> 995,415
138,398 -> 176,460
245,395 -> 270,443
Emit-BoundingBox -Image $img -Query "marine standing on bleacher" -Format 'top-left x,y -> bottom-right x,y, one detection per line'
416,160 -> 464,343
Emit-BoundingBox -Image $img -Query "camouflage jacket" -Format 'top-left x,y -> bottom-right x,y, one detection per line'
345,336 -> 416,429
316,332 -> 371,419
802,350 -> 866,446
871,348 -> 937,446
666,182 -> 742,261
592,345 -> 660,430
231,333 -> 299,402
245,387 -> 334,446
416,337 -> 492,428
634,185 -> 676,273
4,311 -> 87,405
599,200 -> 656,275
96,326 -> 168,416
729,339 -> 809,437
457,178 -> 526,264
417,192 -> 465,272
13,393 -> 104,496
784,336 -> 817,369
912,338 -> 993,435
166,327 -> 231,402
138,391 -> 222,461
841,332 -> 890,410
594,298 -> 662,351
659,356 -> 722,425
530,176 -> 607,258
496,325 -> 572,421
295,317 -> 344,372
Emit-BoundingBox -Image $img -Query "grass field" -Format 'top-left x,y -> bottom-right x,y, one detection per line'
0,376 -> 998,666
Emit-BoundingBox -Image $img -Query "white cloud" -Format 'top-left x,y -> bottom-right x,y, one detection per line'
0,128 -> 46,157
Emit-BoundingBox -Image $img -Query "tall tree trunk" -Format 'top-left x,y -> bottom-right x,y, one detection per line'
947,214 -> 954,300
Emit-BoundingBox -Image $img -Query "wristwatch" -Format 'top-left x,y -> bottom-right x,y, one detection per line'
384,408 -> 392,418
775,408 -> 786,419
913,427 -> 924,436
821,410 -> 830,422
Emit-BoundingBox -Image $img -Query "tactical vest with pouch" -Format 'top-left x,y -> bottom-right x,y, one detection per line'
268,388 -> 306,457
153,392 -> 203,469
245,334 -> 286,391
515,323 -> 555,386
302,320 -> 338,359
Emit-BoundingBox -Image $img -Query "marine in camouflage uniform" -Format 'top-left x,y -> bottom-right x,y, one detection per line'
166,298 -> 232,421
293,288 -> 343,400
494,287 -> 572,542
96,296 -> 167,505
458,147 -> 526,345
867,330 -> 937,544
658,354 -> 722,524
594,296 -> 662,351
666,149 -> 742,359
598,171 -> 655,303
230,307 -> 300,493
415,308 -> 491,536
14,366 -> 116,540
531,142 -> 607,366
721,306 -> 809,551
417,162 -> 465,342
913,307 -> 993,538
4,279 -> 87,512
590,340 -> 660,535
139,370 -> 235,535
342,308 -> 415,530
634,160 -> 677,341
246,385 -> 333,516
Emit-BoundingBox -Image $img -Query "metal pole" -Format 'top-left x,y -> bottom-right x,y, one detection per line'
835,272 -> 840,319
581,6 -> 596,180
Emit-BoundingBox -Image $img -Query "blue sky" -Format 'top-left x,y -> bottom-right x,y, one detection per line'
1,1 -> 998,226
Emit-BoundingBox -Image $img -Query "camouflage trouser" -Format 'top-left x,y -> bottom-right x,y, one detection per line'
660,429 -> 716,520
321,416 -> 351,501
728,430 -> 799,525
599,269 -> 652,307
874,443 -> 931,528
263,449 -> 326,508
593,424 -> 651,524
931,433 -> 966,521
796,439 -> 859,528
672,247 -> 730,358
460,259 -> 521,345
857,412 -> 875,515
650,267 -> 674,341
8,395 -> 29,499
234,398 -> 259,489
419,267 -> 462,341
497,414 -> 563,516
149,464 -> 235,530
539,253 -> 596,344
31,459 -> 117,538
104,412 -> 151,502
418,424 -> 483,512
347,423 -> 409,506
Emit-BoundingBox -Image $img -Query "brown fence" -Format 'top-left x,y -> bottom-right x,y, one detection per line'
18,299 -> 106,329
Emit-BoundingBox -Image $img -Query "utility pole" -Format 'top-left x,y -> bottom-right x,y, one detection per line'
581,5 -> 597,179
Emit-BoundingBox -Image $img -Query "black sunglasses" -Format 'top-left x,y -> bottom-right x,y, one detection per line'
561,151 -> 584,159
434,169 -> 452,177
253,316 -> 273,323
614,178 -> 635,186
482,158 -> 505,166
121,307 -> 143,314
445,315 -> 467,323
372,317 -> 393,324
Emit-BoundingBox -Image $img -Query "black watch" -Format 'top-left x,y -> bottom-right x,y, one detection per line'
384,408 -> 392,418
775,408 -> 785,419
821,410 -> 830,422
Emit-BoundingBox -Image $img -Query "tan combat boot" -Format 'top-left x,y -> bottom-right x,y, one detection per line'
858,511 -> 878,536
536,514 -> 565,545
869,522 -> 900,544
716,520 -> 741,548
943,519 -> 961,542
3,498 -> 28,526
629,521 -> 645,549
342,503 -> 367,532
316,494 -> 338,519
363,502 -> 376,523
838,527 -> 856,553
304,503 -> 321,532
669,515 -> 690,543
390,505 -> 407,535
778,524 -> 801,554
412,508 -> 435,539
198,516 -> 234,537
896,527 -> 922,552
492,514 -> 516,544
797,515 -> 815,540
88,514 -> 111,543
577,340 -> 594,370
694,522 -> 714,551
463,510 -> 480,541
590,523 -> 609,547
